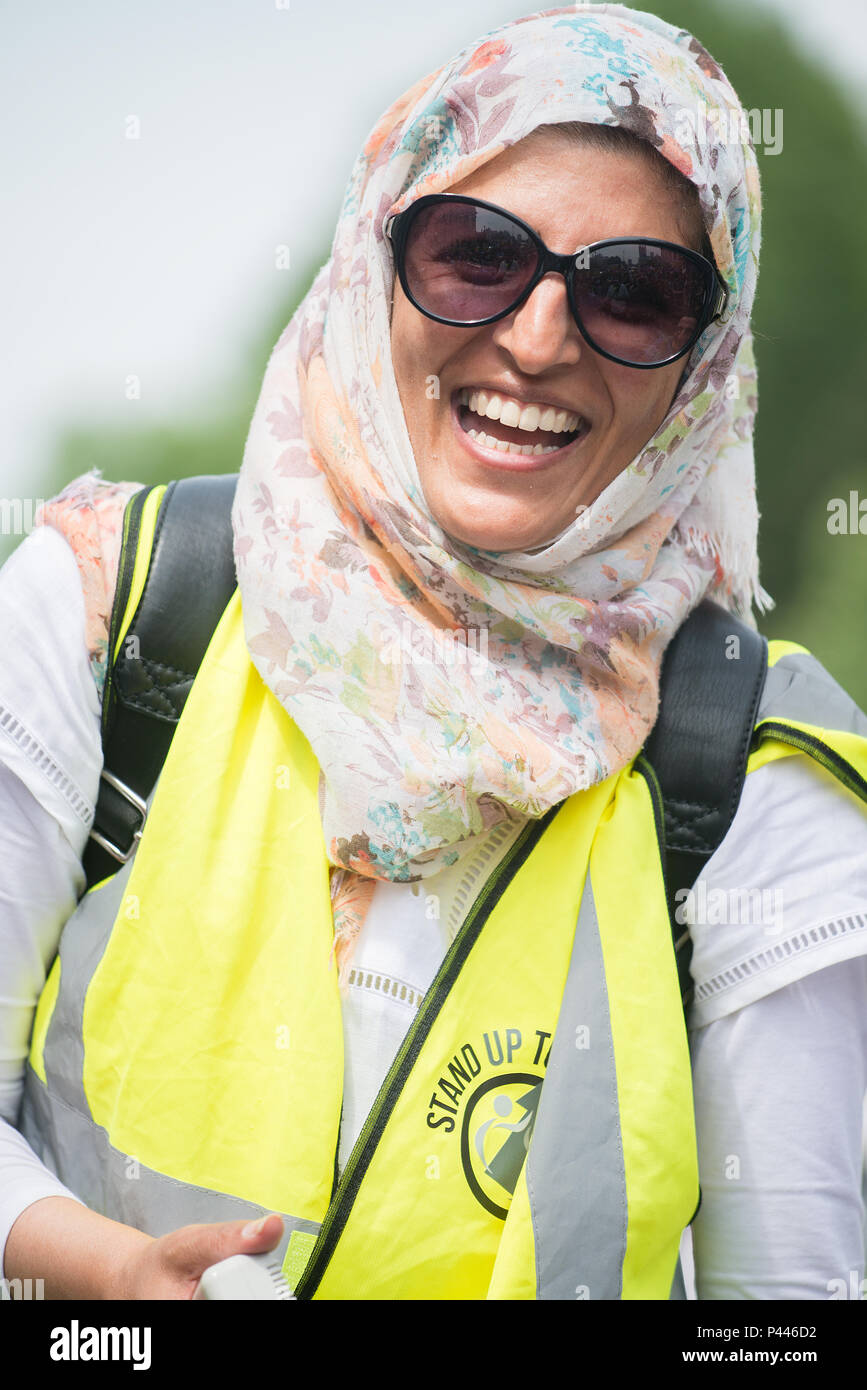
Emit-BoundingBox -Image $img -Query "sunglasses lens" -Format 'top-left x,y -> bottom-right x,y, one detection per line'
572,244 -> 708,365
395,199 -> 714,366
401,200 -> 538,323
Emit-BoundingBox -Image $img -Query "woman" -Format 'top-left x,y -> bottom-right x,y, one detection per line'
2,5 -> 866,1300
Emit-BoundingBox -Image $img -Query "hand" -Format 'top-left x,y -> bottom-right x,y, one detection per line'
111,1212 -> 285,1300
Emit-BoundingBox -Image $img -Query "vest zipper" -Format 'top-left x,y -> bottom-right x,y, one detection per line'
634,751 -> 702,1226
101,484 -> 161,743
756,721 -> 867,803
634,754 -> 666,864
634,752 -> 681,937
293,804 -> 561,1300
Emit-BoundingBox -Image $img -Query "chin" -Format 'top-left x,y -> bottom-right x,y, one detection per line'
423,453 -> 575,554
438,513 -> 558,554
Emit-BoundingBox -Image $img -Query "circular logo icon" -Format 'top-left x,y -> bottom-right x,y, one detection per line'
459,1072 -> 543,1219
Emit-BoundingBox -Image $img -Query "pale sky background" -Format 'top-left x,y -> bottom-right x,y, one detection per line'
2,0 -> 866,507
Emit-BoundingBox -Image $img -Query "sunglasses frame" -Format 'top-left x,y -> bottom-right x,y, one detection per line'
384,192 -> 730,370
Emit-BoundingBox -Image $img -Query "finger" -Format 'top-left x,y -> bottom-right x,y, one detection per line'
239,1213 -> 284,1250
164,1213 -> 283,1279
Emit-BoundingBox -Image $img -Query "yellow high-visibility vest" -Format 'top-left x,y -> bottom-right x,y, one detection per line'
20,566 -> 867,1299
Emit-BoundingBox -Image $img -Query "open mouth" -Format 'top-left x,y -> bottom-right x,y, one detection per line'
454,386 -> 589,459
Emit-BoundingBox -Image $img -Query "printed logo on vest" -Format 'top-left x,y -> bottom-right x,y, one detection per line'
426,1026 -> 552,1219
460,1073 -> 543,1218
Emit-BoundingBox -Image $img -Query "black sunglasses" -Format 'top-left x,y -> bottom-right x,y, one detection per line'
384,193 -> 729,370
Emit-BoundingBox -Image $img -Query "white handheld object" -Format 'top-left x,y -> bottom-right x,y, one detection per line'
193,1251 -> 296,1300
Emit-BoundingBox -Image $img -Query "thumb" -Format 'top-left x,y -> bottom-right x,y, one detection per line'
238,1213 -> 284,1252
168,1213 -> 284,1279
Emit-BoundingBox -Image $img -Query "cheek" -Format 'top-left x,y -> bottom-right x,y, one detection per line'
389,299 -> 412,390
390,303 -> 437,409
390,313 -> 465,433
609,366 -> 684,435
662,360 -> 689,411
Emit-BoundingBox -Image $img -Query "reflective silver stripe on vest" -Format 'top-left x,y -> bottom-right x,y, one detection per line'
669,1253 -> 687,1300
17,813 -> 318,1264
20,1072 -> 317,1263
43,856 -> 136,1114
759,652 -> 867,736
526,875 -> 627,1300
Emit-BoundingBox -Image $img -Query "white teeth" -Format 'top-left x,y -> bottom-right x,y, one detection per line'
462,388 -> 582,434
466,427 -> 561,457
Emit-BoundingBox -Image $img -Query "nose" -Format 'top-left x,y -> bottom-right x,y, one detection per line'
491,271 -> 583,374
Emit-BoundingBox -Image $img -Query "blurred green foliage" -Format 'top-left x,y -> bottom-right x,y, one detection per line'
649,0 -> 867,707
11,1 -> 867,707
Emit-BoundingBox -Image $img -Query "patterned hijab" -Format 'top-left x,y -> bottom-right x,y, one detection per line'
232,3 -> 767,976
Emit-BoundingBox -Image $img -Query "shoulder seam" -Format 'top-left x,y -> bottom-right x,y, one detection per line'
693,912 -> 867,1004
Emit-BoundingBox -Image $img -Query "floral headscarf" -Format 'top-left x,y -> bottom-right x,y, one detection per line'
232,3 -> 768,975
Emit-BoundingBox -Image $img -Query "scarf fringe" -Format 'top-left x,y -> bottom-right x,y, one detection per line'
678,524 -> 775,619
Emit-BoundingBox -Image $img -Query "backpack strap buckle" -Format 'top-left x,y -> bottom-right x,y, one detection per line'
87,769 -> 148,864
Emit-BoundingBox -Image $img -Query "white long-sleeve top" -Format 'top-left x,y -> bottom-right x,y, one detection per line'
1,525 -> 867,1299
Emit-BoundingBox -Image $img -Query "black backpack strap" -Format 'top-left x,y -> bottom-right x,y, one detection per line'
83,498 -> 767,1020
82,474 -> 239,892
640,599 -> 768,1009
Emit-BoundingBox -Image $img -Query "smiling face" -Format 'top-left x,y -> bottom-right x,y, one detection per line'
389,127 -> 705,553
